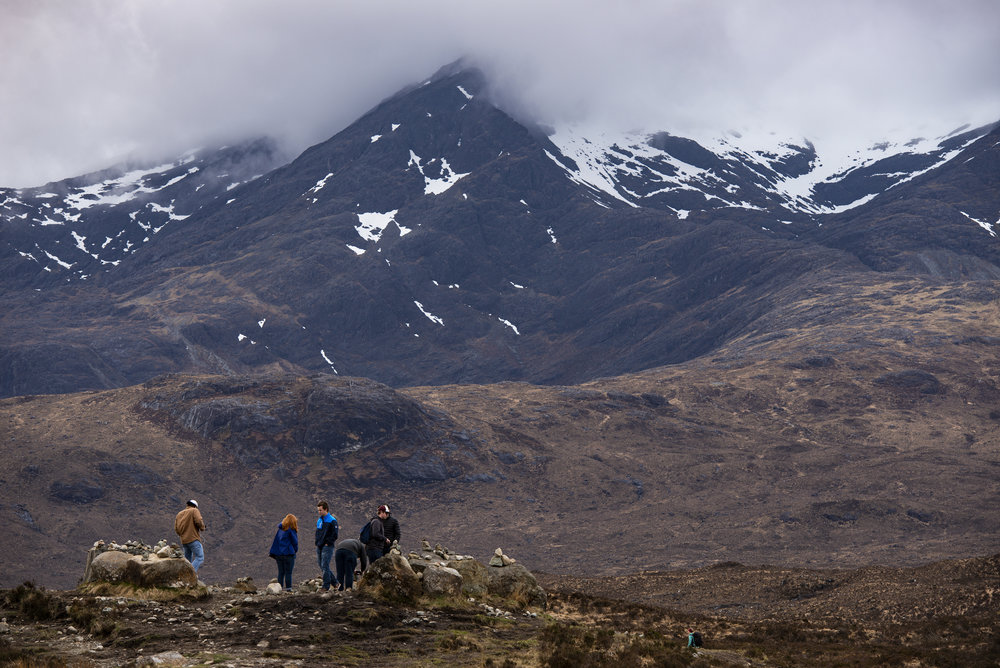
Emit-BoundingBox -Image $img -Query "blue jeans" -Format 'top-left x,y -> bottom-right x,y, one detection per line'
183,540 -> 204,572
275,554 -> 295,590
366,545 -> 383,565
317,545 -> 336,589
335,549 -> 358,591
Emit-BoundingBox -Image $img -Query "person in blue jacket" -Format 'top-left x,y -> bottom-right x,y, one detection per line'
314,501 -> 339,591
268,514 -> 299,591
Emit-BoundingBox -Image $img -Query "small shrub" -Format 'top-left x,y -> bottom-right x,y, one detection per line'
11,583 -> 61,622
345,608 -> 384,626
538,622 -> 692,668
484,659 -> 519,668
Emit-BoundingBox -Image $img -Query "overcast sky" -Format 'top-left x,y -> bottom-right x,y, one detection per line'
2,0 -> 998,187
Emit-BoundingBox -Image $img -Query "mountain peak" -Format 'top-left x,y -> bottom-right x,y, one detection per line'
2,63 -> 998,396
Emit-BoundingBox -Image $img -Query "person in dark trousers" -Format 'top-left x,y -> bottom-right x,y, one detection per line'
334,537 -> 369,591
314,501 -> 339,591
174,499 -> 206,573
379,504 -> 400,553
363,507 -> 387,565
268,513 -> 298,591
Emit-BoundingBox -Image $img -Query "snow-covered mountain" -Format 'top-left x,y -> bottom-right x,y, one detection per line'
0,139 -> 284,287
1,63 -> 998,397
548,123 -> 990,216
2,71 -> 993,288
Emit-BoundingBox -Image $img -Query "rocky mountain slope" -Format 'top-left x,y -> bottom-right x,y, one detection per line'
2,64 -> 997,396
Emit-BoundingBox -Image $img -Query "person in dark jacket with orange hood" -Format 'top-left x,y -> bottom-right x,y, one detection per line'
269,514 -> 299,591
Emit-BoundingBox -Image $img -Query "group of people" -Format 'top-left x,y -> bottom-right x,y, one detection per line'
306,501 -> 401,591
173,498 -> 400,592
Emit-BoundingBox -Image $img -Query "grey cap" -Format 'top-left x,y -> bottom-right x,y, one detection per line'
187,499 -> 199,508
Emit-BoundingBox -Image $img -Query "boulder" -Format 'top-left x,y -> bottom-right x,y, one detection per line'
83,545 -> 197,587
487,563 -> 546,609
234,577 -> 257,592
446,557 -> 490,597
489,547 -> 515,566
84,550 -> 132,583
358,553 -> 422,604
421,565 -> 464,598
136,650 -> 186,666
122,555 -> 198,588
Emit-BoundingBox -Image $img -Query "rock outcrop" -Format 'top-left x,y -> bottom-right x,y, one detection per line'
357,553 -> 423,604
400,541 -> 545,608
82,540 -> 197,588
80,537 -> 546,608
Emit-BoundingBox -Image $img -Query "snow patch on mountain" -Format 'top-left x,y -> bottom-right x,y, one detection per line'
414,301 -> 444,326
320,350 -> 338,373
497,317 -> 520,335
356,209 -> 409,246
63,163 -> 193,211
408,150 -> 469,195
960,210 -> 997,237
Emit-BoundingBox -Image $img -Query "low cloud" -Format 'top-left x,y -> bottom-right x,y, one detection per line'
1,0 -> 997,187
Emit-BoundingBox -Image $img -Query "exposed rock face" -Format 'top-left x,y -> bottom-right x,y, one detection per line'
48,479 -> 104,504
137,374 -> 483,482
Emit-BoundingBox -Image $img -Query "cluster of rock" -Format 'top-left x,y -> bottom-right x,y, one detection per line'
81,538 -> 545,609
249,540 -> 543,608
359,539 -> 545,608
82,539 -> 197,588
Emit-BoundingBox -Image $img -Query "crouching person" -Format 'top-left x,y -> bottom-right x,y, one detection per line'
334,537 -> 369,591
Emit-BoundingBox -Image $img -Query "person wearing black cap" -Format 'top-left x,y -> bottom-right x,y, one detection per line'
174,499 -> 206,572
363,506 -> 388,564
379,504 -> 400,554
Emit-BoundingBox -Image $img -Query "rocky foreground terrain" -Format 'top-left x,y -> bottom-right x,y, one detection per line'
1,553 -> 997,667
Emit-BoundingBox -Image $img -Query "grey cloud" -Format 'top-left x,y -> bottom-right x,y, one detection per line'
1,0 -> 997,187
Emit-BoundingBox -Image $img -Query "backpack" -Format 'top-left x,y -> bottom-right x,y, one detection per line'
691,632 -> 703,647
359,519 -> 372,544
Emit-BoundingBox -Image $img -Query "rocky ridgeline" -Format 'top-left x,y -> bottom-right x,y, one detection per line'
82,538 -> 546,610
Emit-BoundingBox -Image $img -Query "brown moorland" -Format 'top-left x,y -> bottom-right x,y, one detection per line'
2,273 -> 997,590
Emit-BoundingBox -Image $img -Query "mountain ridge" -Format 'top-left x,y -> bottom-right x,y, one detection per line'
2,65 -> 997,397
